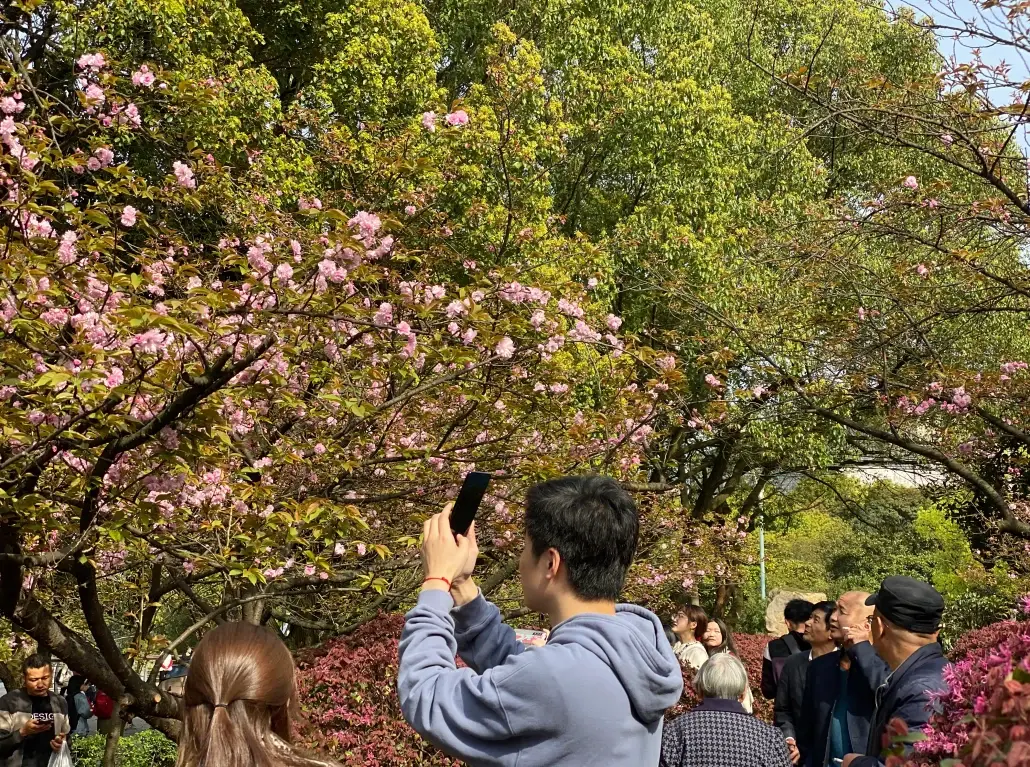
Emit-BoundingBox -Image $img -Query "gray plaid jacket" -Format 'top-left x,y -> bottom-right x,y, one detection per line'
660,698 -> 792,767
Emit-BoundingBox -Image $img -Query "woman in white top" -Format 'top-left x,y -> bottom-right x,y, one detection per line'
670,605 -> 710,671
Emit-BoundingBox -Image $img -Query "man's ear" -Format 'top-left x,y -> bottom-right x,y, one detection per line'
545,548 -> 561,581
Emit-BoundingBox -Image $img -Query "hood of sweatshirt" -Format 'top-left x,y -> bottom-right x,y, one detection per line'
547,603 -> 683,723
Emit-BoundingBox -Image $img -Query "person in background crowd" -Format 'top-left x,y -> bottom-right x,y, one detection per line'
0,654 -> 69,767
799,593 -> 889,767
702,617 -> 754,713
175,622 -> 337,767
660,653 -> 791,767
64,676 -> 91,737
397,475 -> 683,767
776,601 -> 837,765
762,600 -> 815,699
701,617 -> 737,657
842,577 -> 948,767
92,689 -> 115,736
670,605 -> 709,670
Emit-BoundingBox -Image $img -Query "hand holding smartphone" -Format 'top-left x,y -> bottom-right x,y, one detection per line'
449,472 -> 491,535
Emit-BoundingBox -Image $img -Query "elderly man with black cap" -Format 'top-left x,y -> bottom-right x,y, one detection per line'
841,576 -> 948,767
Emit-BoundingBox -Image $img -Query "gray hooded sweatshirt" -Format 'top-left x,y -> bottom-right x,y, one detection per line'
398,589 -> 683,767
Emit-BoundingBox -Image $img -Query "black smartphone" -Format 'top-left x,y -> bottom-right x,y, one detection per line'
450,471 -> 491,535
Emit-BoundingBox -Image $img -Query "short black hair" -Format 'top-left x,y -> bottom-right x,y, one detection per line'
784,599 -> 815,624
525,475 -> 638,601
22,653 -> 51,674
812,600 -> 836,624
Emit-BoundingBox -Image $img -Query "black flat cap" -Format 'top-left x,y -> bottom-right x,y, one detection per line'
866,576 -> 944,634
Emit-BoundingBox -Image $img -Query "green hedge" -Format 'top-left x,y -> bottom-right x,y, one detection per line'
70,730 -> 177,767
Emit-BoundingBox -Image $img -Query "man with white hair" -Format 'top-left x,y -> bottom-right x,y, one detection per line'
660,653 -> 792,767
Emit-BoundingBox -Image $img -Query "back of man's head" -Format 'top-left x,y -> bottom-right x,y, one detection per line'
784,599 -> 814,631
694,653 -> 748,701
525,475 -> 638,601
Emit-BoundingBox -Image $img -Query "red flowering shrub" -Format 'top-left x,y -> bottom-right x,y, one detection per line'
889,617 -> 1030,766
295,614 -> 459,767
734,634 -> 775,722
295,616 -> 773,765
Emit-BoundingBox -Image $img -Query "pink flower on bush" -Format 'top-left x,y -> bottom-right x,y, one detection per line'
93,147 -> 114,168
76,52 -> 106,70
495,337 -> 515,359
404,204 -> 417,216
41,308 -> 69,327
120,205 -> 137,227
131,65 -> 156,87
172,160 -> 196,188
105,367 -> 124,388
445,110 -> 470,127
903,175 -> 919,189
57,230 -> 78,265
421,111 -> 437,132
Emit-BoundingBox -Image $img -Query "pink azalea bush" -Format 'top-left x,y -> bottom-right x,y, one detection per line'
891,612 -> 1030,766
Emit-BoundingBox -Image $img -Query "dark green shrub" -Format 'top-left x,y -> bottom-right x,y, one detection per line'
70,730 -> 177,767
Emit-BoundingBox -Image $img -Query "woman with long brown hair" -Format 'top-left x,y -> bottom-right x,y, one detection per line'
175,623 -> 334,767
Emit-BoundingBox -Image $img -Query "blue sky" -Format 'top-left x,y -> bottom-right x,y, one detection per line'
902,0 -> 1028,76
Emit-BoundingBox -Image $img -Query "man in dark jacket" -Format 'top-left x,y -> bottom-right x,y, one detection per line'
798,592 -> 889,767
0,655 -> 69,767
761,599 -> 814,699
776,601 -> 837,764
842,577 -> 948,767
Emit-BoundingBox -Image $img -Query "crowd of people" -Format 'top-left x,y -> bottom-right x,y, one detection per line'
0,474 -> 952,767
397,474 -> 950,767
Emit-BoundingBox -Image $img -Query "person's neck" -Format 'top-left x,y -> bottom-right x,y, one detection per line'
882,639 -> 934,671
811,639 -> 836,659
673,630 -> 693,644
546,594 -> 617,627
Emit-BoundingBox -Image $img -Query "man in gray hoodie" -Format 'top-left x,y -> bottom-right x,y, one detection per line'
398,475 -> 684,767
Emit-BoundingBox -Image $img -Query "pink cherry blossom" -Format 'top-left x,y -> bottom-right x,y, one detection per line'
120,205 -> 137,227
916,264 -> 929,277
495,337 -> 516,358
313,443 -> 326,455
172,160 -> 196,188
132,65 -> 156,87
940,133 -> 953,146
404,205 -> 417,216
106,367 -> 124,387
606,314 -> 623,332
93,147 -> 114,168
445,110 -> 470,127
76,52 -> 106,70
421,111 -> 437,132
57,230 -> 78,264
903,175 -> 919,189
274,263 -> 293,282
0,96 -> 24,115
704,373 -> 722,389
356,543 -> 367,556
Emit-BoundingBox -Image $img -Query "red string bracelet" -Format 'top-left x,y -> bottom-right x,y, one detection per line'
423,576 -> 451,588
